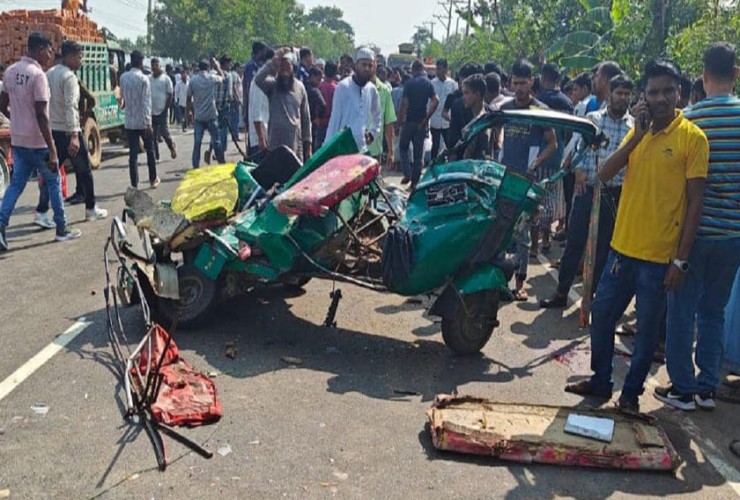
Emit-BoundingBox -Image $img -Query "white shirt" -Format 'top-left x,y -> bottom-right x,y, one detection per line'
248,78 -> 269,147
149,73 -> 173,116
430,77 -> 458,129
47,63 -> 80,133
325,76 -> 381,151
565,95 -> 594,160
174,78 -> 189,106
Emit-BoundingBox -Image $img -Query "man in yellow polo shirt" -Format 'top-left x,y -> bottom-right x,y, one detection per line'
565,59 -> 709,413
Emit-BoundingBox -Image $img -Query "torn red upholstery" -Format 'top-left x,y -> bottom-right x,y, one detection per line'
274,154 -> 380,216
133,324 -> 222,427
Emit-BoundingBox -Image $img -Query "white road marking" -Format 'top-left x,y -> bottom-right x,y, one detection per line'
0,318 -> 92,402
534,254 -> 740,495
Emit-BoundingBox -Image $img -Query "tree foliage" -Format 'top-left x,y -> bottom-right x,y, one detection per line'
117,36 -> 149,54
150,0 -> 356,63
305,6 -> 355,42
424,0 -> 739,78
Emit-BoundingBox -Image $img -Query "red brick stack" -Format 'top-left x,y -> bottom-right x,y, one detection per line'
0,9 -> 105,64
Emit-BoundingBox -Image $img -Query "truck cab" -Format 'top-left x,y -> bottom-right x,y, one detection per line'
76,40 -> 126,168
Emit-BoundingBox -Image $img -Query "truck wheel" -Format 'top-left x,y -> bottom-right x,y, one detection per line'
156,264 -> 218,330
84,118 -> 103,169
0,154 -> 9,197
441,290 -> 500,355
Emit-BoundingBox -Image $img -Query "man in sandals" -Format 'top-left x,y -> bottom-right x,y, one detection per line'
564,59 -> 708,413
498,58 -> 557,301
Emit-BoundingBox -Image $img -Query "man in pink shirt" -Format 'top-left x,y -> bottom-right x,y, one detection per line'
0,32 -> 81,251
315,61 -> 338,148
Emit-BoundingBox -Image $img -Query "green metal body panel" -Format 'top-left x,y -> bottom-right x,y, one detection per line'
76,42 -> 125,131
194,129 -> 362,280
454,265 -> 509,295
388,159 -> 543,297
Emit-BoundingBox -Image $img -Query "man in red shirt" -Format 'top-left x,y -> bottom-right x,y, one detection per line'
316,61 -> 338,148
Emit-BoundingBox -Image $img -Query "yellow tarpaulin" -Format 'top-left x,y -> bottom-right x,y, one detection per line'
170,164 -> 239,222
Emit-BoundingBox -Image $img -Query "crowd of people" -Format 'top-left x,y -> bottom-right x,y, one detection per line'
1,31 -> 739,452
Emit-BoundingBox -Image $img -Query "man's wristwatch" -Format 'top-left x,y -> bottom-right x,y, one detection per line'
673,258 -> 690,272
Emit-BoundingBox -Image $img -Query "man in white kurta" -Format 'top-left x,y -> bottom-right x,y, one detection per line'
325,47 -> 381,151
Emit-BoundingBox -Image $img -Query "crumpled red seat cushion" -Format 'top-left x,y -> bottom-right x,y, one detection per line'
274,154 -> 380,216
133,324 -> 222,427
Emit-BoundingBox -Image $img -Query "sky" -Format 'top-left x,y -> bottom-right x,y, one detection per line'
0,0 -> 448,57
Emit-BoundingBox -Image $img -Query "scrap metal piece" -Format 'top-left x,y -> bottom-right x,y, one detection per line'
324,289 -> 343,328
427,395 -> 680,471
155,263 -> 180,300
150,207 -> 188,243
124,187 -> 157,223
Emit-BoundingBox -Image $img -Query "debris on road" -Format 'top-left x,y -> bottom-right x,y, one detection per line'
394,389 -> 421,396
0,489 -> 10,498
30,404 -> 49,416
281,356 -> 304,366
332,471 -> 349,481
225,342 -> 238,360
218,444 -> 232,457
427,394 -> 680,471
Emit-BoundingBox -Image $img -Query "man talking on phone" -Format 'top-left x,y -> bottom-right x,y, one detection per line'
0,32 -> 81,251
564,59 -> 709,413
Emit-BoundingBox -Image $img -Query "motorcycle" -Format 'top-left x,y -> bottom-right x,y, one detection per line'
111,109 -> 602,355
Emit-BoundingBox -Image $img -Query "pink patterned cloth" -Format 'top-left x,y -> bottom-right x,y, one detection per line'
274,154 -> 380,216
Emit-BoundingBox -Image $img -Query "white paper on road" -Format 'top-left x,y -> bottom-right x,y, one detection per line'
564,413 -> 615,443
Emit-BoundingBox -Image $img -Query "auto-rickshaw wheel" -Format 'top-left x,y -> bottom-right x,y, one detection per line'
441,290 -> 499,355
281,275 -> 311,291
0,154 -> 9,197
156,264 -> 218,329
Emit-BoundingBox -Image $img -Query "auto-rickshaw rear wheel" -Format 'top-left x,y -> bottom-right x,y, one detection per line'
156,264 -> 218,330
441,290 -> 499,355
0,154 -> 9,197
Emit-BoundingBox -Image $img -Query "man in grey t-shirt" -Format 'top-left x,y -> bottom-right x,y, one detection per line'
187,58 -> 225,168
254,49 -> 312,162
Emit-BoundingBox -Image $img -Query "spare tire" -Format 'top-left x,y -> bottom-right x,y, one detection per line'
84,118 -> 102,169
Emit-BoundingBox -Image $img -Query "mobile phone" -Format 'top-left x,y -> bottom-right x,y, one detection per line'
638,92 -> 650,130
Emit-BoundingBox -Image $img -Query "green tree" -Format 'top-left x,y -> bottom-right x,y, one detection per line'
668,1 -> 740,76
296,26 -> 354,61
305,6 -> 355,43
150,0 -> 305,62
117,36 -> 149,54
434,0 -> 738,78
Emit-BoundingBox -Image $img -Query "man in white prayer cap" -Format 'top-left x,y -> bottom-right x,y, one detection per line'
325,47 -> 381,151
254,48 -> 312,161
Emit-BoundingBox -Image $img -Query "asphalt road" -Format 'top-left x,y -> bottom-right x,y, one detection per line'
0,129 -> 739,499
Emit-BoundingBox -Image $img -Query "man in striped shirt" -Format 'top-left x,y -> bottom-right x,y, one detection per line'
656,42 -> 740,411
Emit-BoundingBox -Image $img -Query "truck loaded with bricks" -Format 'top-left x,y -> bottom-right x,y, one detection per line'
0,8 -> 126,171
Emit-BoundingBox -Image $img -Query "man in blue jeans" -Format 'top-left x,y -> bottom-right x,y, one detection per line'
188,58 -> 225,168
540,75 -> 634,309
119,50 -> 159,189
565,59 -> 709,413
398,60 -> 439,190
0,32 -> 81,250
656,42 -> 740,411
